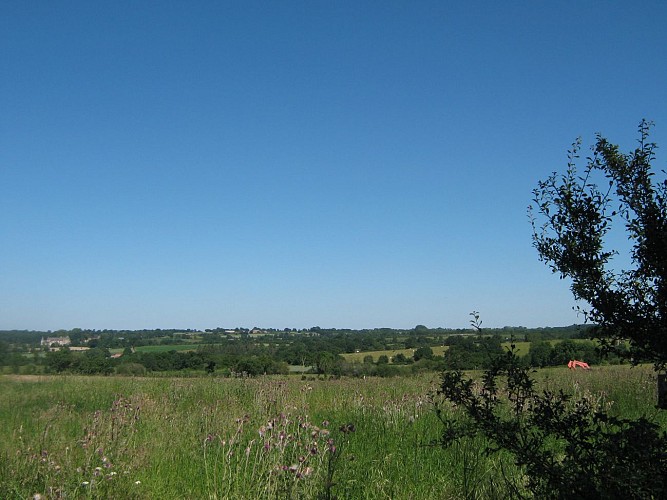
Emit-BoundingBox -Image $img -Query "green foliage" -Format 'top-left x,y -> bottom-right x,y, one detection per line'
315,352 -> 343,375
413,346 -> 434,361
393,353 -> 409,364
528,340 -> 553,367
531,120 -> 667,368
115,362 -> 147,376
442,335 -> 504,370
73,348 -> 113,375
435,346 -> 667,498
45,348 -> 74,373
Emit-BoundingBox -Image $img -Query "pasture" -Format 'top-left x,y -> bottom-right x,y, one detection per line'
0,364 -> 663,499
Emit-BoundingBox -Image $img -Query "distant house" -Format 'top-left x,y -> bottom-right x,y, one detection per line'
41,337 -> 72,347
41,336 -> 71,348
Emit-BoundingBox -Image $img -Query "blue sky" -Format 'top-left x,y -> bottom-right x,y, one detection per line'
2,1 -> 666,331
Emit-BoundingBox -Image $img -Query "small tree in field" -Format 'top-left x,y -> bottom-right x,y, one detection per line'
530,120 -> 667,370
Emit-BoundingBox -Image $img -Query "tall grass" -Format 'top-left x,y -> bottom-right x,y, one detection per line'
0,365 -> 663,499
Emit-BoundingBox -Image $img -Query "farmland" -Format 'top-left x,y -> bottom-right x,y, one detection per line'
1,324 -> 603,379
1,364 -> 664,499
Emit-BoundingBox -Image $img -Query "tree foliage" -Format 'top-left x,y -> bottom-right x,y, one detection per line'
530,120 -> 667,368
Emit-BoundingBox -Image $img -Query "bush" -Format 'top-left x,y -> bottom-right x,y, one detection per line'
115,363 -> 147,376
434,346 -> 667,498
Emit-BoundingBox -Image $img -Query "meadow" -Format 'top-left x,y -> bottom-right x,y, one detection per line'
0,364 -> 663,499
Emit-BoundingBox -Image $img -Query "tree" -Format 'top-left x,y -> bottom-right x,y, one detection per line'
528,340 -> 553,367
530,120 -> 667,369
45,348 -> 73,373
393,353 -> 409,364
315,352 -> 343,375
413,346 -> 433,361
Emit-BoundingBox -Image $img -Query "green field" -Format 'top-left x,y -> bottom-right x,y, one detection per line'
109,344 -> 200,355
0,365 -> 663,499
341,339 -> 588,363
132,344 -> 198,353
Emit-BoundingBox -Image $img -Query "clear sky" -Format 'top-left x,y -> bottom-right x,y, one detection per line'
2,1 -> 666,331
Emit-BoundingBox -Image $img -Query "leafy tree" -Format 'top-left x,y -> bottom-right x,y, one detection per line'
413,346 -> 434,361
393,353 -> 409,364
73,348 -> 113,375
45,348 -> 74,373
315,352 -> 343,375
550,339 -> 581,366
528,340 -> 553,367
530,120 -> 667,368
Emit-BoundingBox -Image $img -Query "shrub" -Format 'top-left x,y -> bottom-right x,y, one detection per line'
434,346 -> 667,498
116,363 -> 147,376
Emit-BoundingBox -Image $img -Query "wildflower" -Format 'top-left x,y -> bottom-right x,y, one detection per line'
134,480 -> 141,485
81,481 -> 89,486
258,426 -> 266,438
339,423 -> 355,434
